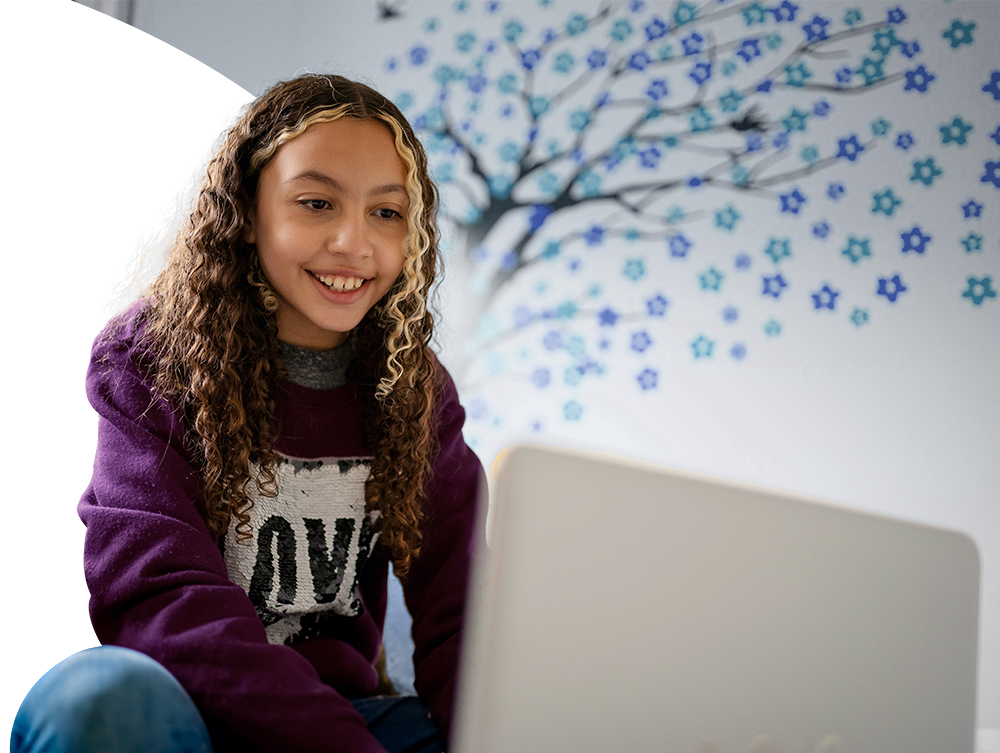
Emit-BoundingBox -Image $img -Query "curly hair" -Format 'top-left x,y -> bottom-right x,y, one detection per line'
144,74 -> 441,578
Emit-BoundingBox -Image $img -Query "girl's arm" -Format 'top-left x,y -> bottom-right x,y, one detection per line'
400,363 -> 488,741
79,311 -> 389,753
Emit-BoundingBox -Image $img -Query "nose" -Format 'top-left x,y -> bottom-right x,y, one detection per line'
326,208 -> 373,258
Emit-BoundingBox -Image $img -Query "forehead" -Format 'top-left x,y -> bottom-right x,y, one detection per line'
266,118 -> 407,185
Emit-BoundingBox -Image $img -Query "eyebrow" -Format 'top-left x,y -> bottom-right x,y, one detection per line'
287,170 -> 408,199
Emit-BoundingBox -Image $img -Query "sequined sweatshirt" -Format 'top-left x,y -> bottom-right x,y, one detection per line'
78,301 -> 484,753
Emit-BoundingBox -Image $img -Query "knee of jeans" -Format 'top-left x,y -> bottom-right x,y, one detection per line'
23,646 -> 188,724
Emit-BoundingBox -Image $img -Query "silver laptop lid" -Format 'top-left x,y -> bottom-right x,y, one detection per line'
453,445 -> 979,753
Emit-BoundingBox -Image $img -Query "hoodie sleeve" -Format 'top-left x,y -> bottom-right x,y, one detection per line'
78,314 -> 389,753
401,363 -> 487,741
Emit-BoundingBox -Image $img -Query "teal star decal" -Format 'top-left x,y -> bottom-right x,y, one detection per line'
690,106 -> 713,132
942,19 -> 976,49
719,88 -> 744,113
910,157 -> 943,186
764,319 -> 782,337
742,2 -> 768,26
871,28 -> 899,56
842,235 -> 872,264
666,205 -> 686,224
940,117 -> 973,146
872,188 -> 902,216
962,276 -> 996,305
784,62 -> 813,87
624,227 -> 642,242
801,145 -> 819,164
714,204 -> 741,231
534,280 -> 549,295
539,240 -> 561,260
782,107 -> 809,133
856,57 -> 885,85
961,232 -> 983,253
623,258 -> 646,281
764,237 -> 792,264
691,335 -> 715,358
850,307 -> 870,327
699,267 -> 725,291
871,117 -> 892,137
844,8 -> 863,26
731,164 -> 750,187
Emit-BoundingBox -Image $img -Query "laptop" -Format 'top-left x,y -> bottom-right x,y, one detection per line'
452,445 -> 980,753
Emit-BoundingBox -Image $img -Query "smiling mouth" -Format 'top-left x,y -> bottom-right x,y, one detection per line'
310,272 -> 367,292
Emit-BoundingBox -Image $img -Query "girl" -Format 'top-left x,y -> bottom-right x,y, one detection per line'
12,74 -> 483,753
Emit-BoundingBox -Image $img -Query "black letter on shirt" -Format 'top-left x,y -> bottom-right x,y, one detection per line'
249,516 -> 297,607
303,517 -> 355,604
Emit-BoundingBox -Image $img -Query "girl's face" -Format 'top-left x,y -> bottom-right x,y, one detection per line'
248,118 -> 410,350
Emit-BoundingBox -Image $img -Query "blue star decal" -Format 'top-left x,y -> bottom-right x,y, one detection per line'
780,188 -> 807,214
813,100 -> 831,117
981,160 -> 1000,189
887,7 -> 906,24
812,221 -> 831,239
901,226 -> 931,254
689,61 -> 712,85
903,65 -> 935,93
737,39 -> 761,63
962,276 -> 997,305
895,132 -> 915,150
811,284 -> 839,311
985,72 -> 1000,100
772,0 -> 799,23
835,67 -> 852,85
802,14 -> 830,42
877,275 -> 907,303
646,294 -> 669,317
631,331 -> 653,353
681,31 -> 704,56
584,225 -> 606,246
762,273 -> 789,298
962,200 -> 983,219
531,368 -> 550,388
723,307 -> 739,324
735,253 -> 752,270
691,335 -> 715,359
598,307 -> 619,327
757,78 -> 774,94
836,134 -> 865,161
668,233 -> 693,258
991,125 -> 1000,145
636,368 -> 659,391
900,40 -> 921,58
827,182 -> 846,200
731,343 -> 748,360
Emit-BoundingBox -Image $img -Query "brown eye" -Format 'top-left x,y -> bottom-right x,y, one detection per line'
374,208 -> 402,220
301,199 -> 329,211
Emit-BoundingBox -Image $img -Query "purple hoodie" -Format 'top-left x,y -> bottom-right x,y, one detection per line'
79,304 -> 484,752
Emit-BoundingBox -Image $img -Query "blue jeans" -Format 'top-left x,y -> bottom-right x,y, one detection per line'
11,647 -> 442,753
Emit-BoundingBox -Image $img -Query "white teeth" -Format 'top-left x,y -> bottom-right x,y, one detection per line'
316,274 -> 364,291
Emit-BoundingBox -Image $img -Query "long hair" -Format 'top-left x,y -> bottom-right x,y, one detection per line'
144,74 -> 440,578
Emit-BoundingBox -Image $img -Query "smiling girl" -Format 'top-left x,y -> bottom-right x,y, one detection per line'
12,75 -> 483,753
